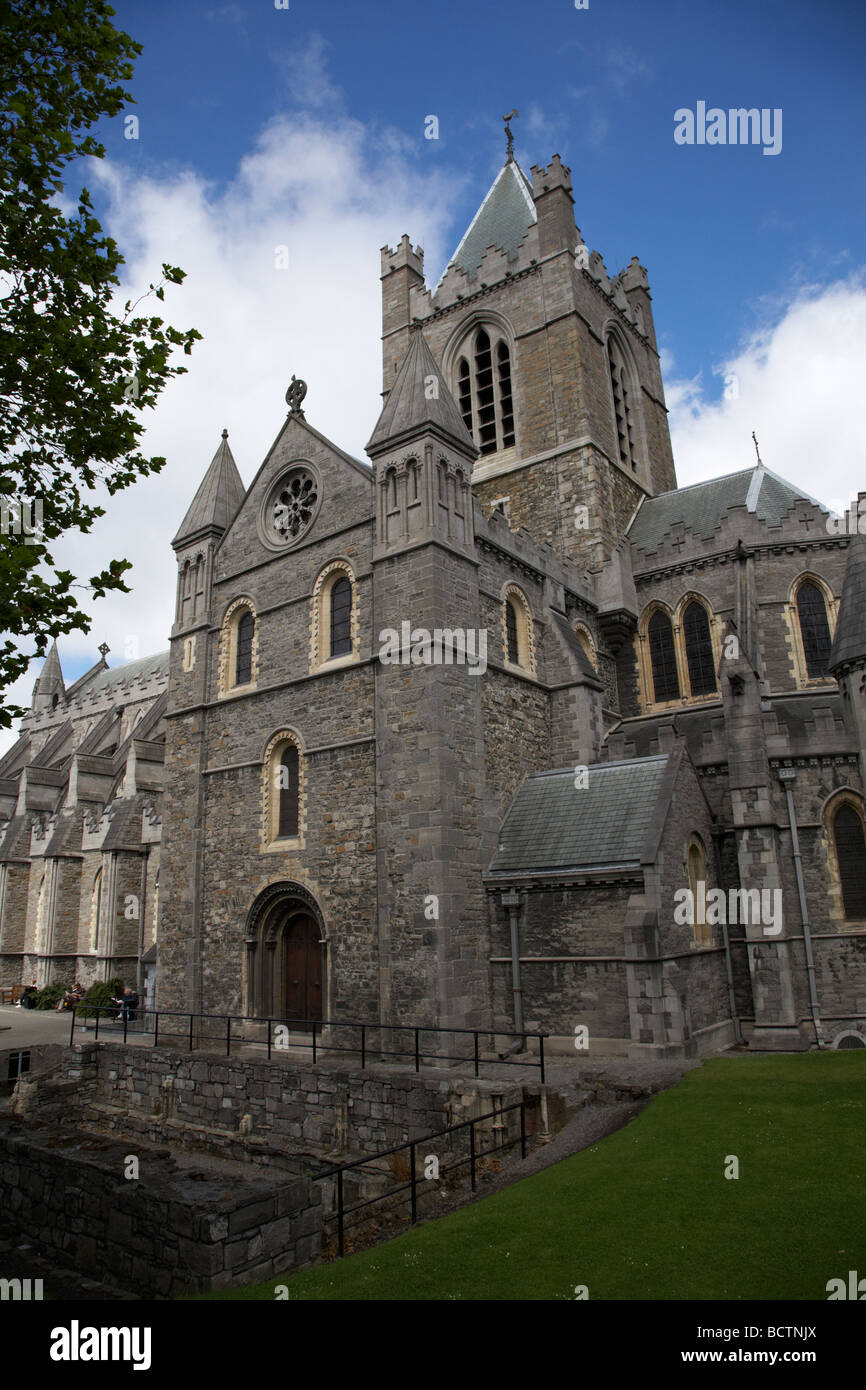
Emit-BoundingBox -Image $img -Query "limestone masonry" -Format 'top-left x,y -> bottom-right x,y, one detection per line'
2,141 -> 865,1058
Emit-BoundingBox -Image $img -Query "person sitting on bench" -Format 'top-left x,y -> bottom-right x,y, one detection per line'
17,980 -> 38,1009
112,985 -> 139,1022
56,981 -> 84,1012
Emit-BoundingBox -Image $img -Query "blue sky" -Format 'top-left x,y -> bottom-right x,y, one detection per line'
5,0 -> 866,729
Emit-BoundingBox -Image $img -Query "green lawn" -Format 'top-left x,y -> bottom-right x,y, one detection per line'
200,1052 -> 866,1301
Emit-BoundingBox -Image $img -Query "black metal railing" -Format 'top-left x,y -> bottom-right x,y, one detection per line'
68,1005 -> 547,1082
314,1099 -> 529,1256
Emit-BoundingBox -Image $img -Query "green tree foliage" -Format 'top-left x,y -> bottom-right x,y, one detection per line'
0,0 -> 200,723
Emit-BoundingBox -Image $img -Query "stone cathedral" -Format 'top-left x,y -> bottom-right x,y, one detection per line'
2,141 -> 866,1059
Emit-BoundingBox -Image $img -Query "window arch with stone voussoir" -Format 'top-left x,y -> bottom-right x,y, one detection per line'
787,574 -> 836,686
218,597 -> 259,698
261,730 -> 306,852
823,790 -> 866,926
446,316 -> 517,458
310,560 -> 359,672
501,584 -> 536,675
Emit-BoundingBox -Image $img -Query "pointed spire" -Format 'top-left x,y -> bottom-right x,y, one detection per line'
440,159 -> 537,284
172,430 -> 246,548
366,329 -> 477,459
829,531 -> 866,672
32,640 -> 65,711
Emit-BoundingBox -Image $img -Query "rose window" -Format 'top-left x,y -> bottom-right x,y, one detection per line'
271,470 -> 318,542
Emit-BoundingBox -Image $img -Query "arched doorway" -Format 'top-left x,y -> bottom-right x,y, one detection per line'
246,883 -> 326,1027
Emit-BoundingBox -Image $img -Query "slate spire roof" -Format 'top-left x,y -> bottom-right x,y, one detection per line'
440,159 -> 537,284
366,329 -> 477,459
829,531 -> 866,670
172,429 -> 246,548
35,640 -> 64,696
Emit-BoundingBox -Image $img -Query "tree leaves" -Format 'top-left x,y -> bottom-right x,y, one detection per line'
0,0 -> 200,725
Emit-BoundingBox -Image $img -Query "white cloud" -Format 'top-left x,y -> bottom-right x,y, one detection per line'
0,44 -> 459,752
667,277 -> 866,513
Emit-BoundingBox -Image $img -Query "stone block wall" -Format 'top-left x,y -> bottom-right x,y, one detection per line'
0,1121 -> 321,1296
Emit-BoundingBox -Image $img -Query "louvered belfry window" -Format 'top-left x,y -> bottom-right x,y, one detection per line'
278,745 -> 299,839
683,601 -> 717,695
330,576 -> 352,657
456,330 -> 516,454
648,610 -> 680,702
608,337 -> 636,470
235,611 -> 254,685
797,581 -> 832,677
834,804 -> 866,919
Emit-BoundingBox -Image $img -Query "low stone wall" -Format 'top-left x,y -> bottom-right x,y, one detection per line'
72,1043 -> 529,1158
0,1121 -> 321,1296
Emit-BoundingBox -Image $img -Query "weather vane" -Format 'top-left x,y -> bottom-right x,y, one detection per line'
286,375 -> 307,418
503,109 -> 519,162
752,431 -> 762,466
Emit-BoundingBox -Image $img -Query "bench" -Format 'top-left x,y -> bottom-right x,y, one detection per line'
0,984 -> 24,1006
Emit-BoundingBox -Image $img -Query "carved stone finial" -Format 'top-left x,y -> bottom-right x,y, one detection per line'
286,375 -> 307,418
503,109 -> 519,162
98,642 -> 110,660
221,428 -> 228,440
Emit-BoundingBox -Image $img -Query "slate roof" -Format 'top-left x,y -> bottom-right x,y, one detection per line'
829,532 -> 866,670
366,329 -> 477,458
173,431 -> 246,547
76,651 -> 169,698
487,754 -> 670,877
628,465 -> 826,555
442,160 -> 536,283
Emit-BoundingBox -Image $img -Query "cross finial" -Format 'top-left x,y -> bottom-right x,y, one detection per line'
98,642 -> 110,661
221,427 -> 228,440
503,109 -> 519,163
285,375 -> 307,418
752,431 -> 763,466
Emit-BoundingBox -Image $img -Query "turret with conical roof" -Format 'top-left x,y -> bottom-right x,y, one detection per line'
32,640 -> 65,715
172,429 -> 245,636
367,327 -> 477,562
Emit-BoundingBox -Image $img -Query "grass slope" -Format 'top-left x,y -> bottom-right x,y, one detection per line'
200,1053 -> 866,1301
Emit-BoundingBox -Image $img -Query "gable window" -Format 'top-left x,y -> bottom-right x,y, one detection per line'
235,610 -> 254,686
648,610 -> 680,702
683,601 -> 717,696
330,577 -> 353,658
797,581 -> 832,677
454,327 -> 516,455
834,803 -> 866,919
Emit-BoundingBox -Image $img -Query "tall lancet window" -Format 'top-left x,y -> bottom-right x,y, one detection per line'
834,803 -> 866,919
607,336 -> 636,470
330,576 -> 352,657
797,581 -> 832,677
278,745 -> 300,839
683,602 -> 716,696
235,611 -> 254,685
648,610 -> 680,702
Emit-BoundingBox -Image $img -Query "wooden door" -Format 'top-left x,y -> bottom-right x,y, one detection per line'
283,914 -> 322,1028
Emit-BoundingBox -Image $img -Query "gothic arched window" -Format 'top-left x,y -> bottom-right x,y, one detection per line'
648,610 -> 680,702
686,836 -> 711,947
683,601 -> 716,696
278,745 -> 300,839
502,585 -> 535,674
90,870 -> 102,952
834,803 -> 866,919
235,610 -> 254,686
330,576 -> 353,658
454,328 -> 516,455
194,556 -> 205,616
607,335 -> 637,470
797,581 -> 832,677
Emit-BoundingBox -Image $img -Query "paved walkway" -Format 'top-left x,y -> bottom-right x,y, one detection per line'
0,1005 -> 74,1048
